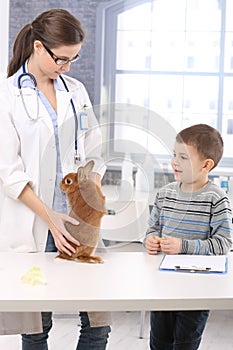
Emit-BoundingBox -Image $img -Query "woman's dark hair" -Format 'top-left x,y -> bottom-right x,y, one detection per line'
7,8 -> 85,77
176,123 -> 223,169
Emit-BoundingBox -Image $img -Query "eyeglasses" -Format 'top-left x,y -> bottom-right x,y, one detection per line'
43,44 -> 80,65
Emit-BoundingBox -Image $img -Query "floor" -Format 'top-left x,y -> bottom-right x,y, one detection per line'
0,310 -> 233,349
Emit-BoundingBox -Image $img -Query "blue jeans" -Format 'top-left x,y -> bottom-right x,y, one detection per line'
150,310 -> 209,350
21,231 -> 111,349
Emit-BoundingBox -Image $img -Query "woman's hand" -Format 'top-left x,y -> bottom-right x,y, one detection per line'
160,237 -> 181,255
18,184 -> 80,255
45,208 -> 80,255
145,235 -> 161,255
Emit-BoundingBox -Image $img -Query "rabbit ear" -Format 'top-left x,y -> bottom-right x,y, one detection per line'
77,160 -> 95,181
83,160 -> 95,176
77,166 -> 86,182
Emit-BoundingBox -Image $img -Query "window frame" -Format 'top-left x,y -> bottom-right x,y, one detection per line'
95,0 -> 233,168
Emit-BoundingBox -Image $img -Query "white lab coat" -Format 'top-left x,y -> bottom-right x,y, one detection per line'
0,72 -> 105,252
0,70 -> 106,333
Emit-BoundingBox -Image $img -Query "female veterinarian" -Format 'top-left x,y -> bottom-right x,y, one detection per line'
0,8 -> 111,350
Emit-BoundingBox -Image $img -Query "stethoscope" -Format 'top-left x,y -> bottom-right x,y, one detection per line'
17,62 -> 82,163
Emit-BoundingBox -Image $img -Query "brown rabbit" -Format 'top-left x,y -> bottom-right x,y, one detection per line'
57,160 -> 106,263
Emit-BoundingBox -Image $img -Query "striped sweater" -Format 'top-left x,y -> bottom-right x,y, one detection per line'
145,181 -> 233,255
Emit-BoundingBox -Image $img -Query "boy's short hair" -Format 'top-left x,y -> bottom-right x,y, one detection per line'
176,124 -> 223,168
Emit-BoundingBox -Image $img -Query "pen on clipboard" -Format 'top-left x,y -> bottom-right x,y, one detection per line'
174,265 -> 211,273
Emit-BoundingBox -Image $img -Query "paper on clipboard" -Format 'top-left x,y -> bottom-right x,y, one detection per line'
159,254 -> 227,273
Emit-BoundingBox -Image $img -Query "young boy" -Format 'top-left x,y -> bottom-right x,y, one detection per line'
144,124 -> 232,350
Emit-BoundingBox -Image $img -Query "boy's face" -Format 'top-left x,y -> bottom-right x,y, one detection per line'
171,141 -> 207,185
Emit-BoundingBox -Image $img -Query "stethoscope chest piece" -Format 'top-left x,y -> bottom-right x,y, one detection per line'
74,153 -> 81,164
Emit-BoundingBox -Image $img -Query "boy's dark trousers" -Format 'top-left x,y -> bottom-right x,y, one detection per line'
150,310 -> 209,350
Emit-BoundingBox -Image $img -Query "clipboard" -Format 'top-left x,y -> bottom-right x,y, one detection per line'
159,254 -> 228,274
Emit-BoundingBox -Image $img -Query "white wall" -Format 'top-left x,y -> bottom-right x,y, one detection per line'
0,0 -> 9,77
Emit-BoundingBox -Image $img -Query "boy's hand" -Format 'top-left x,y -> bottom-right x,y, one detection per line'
145,235 -> 162,255
160,237 -> 181,255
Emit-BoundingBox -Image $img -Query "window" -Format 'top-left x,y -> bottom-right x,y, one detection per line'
96,0 -> 233,166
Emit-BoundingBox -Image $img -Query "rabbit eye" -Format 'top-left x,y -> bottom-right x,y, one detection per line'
65,178 -> 72,185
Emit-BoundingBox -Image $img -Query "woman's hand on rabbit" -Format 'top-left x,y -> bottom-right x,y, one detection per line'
46,208 -> 80,255
18,184 -> 79,255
